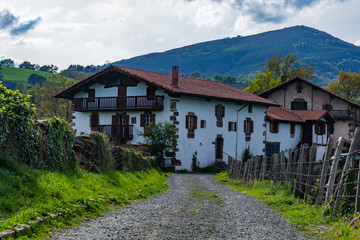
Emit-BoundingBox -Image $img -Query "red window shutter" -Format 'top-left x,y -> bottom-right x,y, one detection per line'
194,116 -> 198,129
125,115 -> 129,125
250,120 -> 254,133
290,124 -> 295,134
215,105 -> 218,117
244,120 -> 247,132
90,113 -> 99,127
234,122 -> 237,132
315,123 -> 319,134
140,114 -> 145,127
186,115 -> 189,129
201,120 -> 205,128
151,114 -> 156,124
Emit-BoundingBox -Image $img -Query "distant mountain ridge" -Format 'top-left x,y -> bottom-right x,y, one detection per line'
110,25 -> 360,86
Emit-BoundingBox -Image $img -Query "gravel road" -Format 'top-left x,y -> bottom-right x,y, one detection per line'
51,174 -> 306,239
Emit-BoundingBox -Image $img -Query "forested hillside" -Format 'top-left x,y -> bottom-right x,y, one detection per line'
110,25 -> 360,86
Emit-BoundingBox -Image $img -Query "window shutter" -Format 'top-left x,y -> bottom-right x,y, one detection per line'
125,115 -> 129,125
250,120 -> 254,133
321,122 -> 325,135
215,105 -> 218,117
244,120 -> 247,132
291,102 -> 295,110
228,122 -> 231,131
290,124 -> 295,134
140,114 -> 145,127
201,120 -> 205,128
151,114 -> 156,124
222,106 -> 225,117
194,116 -> 198,129
186,115 -> 189,129
234,122 -> 237,132
90,113 -> 99,127
303,102 -> 308,110
315,123 -> 319,134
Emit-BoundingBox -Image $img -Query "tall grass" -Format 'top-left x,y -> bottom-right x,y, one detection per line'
216,171 -> 360,239
0,154 -> 168,238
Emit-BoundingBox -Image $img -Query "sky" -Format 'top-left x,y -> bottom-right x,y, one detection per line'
0,0 -> 359,71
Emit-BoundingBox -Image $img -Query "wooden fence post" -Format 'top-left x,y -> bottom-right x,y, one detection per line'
253,156 -> 260,180
305,144 -> 317,201
279,151 -> 286,182
227,156 -> 232,172
316,138 -> 334,205
333,128 -> 360,216
355,157 -> 360,214
273,153 -> 279,184
290,148 -> 299,189
325,137 -> 345,202
236,160 -> 242,180
261,155 -> 266,180
295,144 -> 307,198
286,148 -> 293,181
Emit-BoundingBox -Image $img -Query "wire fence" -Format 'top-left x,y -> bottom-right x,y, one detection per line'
227,127 -> 360,216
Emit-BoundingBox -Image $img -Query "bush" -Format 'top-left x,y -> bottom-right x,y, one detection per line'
112,146 -> 152,171
89,132 -> 113,170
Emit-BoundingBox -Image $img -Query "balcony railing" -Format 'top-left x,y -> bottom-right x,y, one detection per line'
74,96 -> 164,111
329,110 -> 352,120
99,124 -> 133,142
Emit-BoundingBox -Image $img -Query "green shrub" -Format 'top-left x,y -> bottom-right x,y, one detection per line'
89,132 -> 113,170
112,146 -> 152,171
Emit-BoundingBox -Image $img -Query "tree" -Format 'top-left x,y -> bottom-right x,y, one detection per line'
39,64 -> 58,73
137,121 -> 177,166
19,61 -> 35,70
264,54 -> 314,80
0,59 -> 15,67
28,73 -> 47,86
31,75 -> 75,122
190,70 -> 201,79
245,70 -> 281,94
327,70 -> 360,102
214,75 -> 237,84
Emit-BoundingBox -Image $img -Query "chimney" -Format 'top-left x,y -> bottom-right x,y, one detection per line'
172,66 -> 179,87
281,75 -> 287,83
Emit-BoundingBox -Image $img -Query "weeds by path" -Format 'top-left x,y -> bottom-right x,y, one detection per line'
215,171 -> 360,239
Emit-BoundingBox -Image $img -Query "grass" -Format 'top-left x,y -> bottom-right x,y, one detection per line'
1,66 -> 55,83
190,191 -> 221,202
215,171 -> 360,239
0,155 -> 169,239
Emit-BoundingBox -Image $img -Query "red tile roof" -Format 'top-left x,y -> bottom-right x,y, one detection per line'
259,76 -> 360,108
267,106 -> 335,123
55,65 -> 277,106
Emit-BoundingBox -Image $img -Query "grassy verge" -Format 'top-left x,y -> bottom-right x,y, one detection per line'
0,155 -> 169,239
215,171 -> 360,239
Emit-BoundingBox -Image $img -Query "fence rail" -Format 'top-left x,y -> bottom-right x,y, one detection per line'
227,127 -> 360,215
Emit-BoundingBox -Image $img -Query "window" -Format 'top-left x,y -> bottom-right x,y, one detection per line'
140,113 -> 155,127
270,121 -> 279,133
244,118 -> 254,141
315,122 -> 326,135
186,113 -> 197,138
248,104 -> 252,113
290,124 -> 295,138
322,104 -> 332,111
228,122 -> 237,131
215,104 -> 225,127
296,82 -> 303,93
201,120 -> 206,128
291,98 -> 307,110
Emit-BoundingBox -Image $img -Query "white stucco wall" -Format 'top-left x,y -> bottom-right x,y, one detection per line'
266,122 -> 302,158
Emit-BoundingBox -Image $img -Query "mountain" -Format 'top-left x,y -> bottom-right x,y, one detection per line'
110,26 -> 360,86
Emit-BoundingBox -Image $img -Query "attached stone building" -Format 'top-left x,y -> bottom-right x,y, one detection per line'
259,77 -> 360,142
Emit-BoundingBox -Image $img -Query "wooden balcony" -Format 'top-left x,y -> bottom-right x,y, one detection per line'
74,96 -> 164,112
99,124 -> 133,143
329,110 -> 351,120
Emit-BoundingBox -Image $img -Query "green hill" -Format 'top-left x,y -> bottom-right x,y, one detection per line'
110,25 -> 360,86
0,66 -> 65,89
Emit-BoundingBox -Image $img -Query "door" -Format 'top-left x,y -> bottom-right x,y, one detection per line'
265,142 -> 280,158
302,122 -> 313,144
117,86 -> 127,109
215,136 -> 224,161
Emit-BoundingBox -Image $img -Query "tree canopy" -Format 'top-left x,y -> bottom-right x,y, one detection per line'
245,54 -> 315,94
326,70 -> 360,102
19,61 -> 36,70
28,73 -> 47,86
244,70 -> 281,94
0,59 -> 15,67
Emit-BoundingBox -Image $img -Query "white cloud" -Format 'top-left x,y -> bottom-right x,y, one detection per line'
0,0 -> 359,70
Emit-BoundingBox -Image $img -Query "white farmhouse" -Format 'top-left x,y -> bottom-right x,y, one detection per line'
265,106 -> 335,160
55,65 -> 277,170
